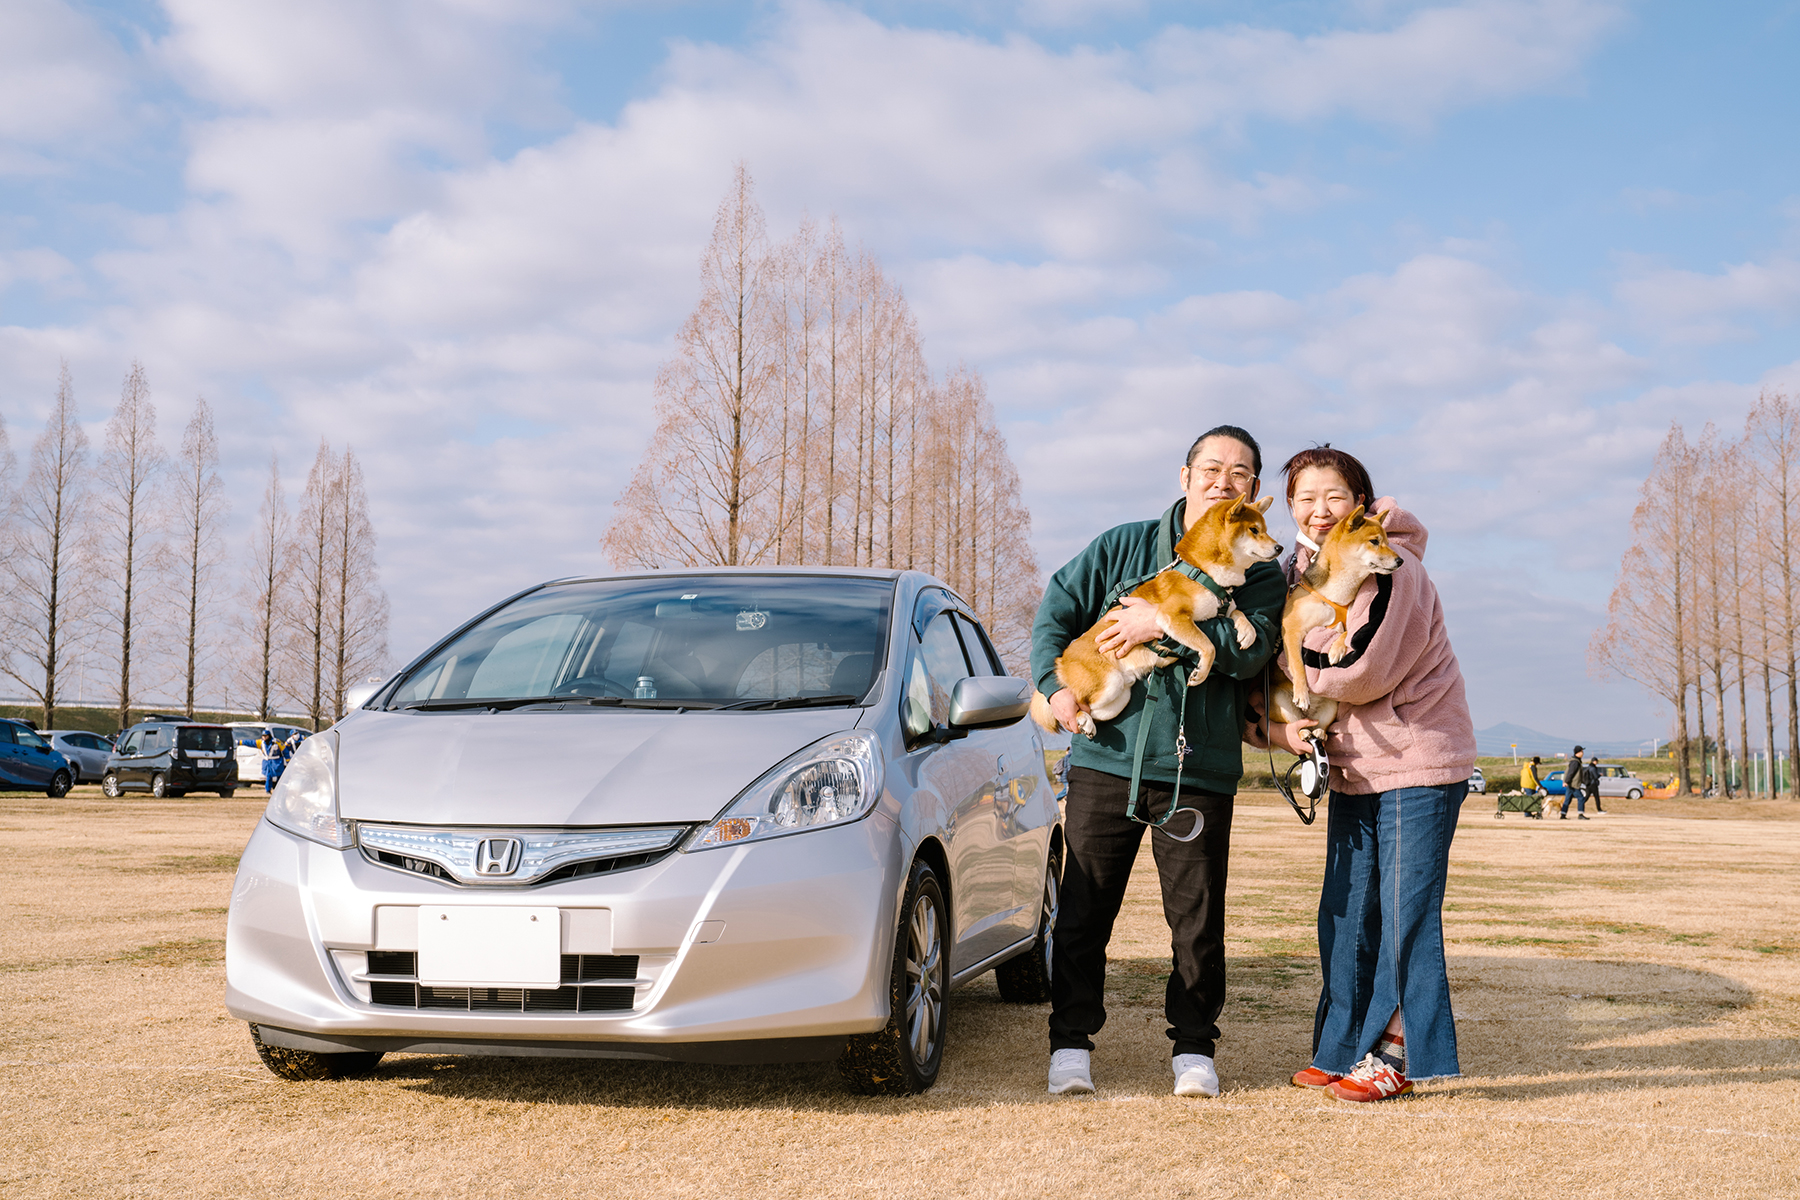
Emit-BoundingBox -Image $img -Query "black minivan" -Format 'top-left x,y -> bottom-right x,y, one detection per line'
101,720 -> 238,798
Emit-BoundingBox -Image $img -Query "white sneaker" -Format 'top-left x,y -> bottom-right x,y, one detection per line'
1172,1053 -> 1219,1097
1048,1048 -> 1094,1095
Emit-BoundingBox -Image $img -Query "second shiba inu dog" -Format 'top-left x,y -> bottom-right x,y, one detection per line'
1031,495 -> 1282,737
1280,504 -> 1402,716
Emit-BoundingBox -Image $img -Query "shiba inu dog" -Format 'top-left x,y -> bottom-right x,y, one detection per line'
1280,504 -> 1402,716
1031,495 -> 1282,738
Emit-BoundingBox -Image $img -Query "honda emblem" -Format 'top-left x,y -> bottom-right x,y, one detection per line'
474,837 -> 521,876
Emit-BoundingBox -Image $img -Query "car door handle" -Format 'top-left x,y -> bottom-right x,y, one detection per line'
995,754 -> 1006,777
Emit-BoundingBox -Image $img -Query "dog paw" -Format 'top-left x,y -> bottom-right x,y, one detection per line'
1186,666 -> 1210,688
1326,634 -> 1351,664
1232,612 -> 1257,649
1292,690 -> 1312,714
1076,713 -> 1097,738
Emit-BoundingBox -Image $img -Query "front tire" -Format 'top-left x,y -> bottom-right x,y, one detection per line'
102,773 -> 122,797
250,1025 -> 383,1081
996,843 -> 1060,1003
47,770 -> 72,799
839,858 -> 948,1095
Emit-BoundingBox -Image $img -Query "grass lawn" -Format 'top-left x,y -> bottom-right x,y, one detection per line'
1,787 -> 1795,1198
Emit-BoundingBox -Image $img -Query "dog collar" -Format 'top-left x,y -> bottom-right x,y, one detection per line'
1164,558 -> 1233,603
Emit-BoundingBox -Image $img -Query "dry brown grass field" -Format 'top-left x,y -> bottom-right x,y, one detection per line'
2,786 -> 1796,1198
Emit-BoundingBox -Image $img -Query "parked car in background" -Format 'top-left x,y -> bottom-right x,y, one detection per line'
102,720 -> 238,797
224,722 -> 310,784
228,568 -> 1063,1096
1541,763 -> 1645,800
1468,766 -> 1487,794
0,718 -> 75,796
1591,762 -> 1645,799
43,730 -> 115,784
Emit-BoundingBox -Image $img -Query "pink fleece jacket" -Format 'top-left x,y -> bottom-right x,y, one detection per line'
1284,498 -> 1476,795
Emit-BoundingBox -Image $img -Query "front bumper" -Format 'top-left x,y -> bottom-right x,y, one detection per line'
226,814 -> 902,1061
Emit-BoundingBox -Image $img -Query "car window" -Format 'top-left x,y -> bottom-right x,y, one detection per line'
952,613 -> 1002,675
0,724 -> 15,745
387,575 -> 893,707
736,643 -> 873,700
178,728 -> 231,752
15,727 -> 49,750
904,612 -> 973,739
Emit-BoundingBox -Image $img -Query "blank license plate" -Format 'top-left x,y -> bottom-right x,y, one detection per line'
417,906 -> 561,987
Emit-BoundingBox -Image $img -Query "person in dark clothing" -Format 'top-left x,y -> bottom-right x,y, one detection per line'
1560,745 -> 1587,819
1032,425 -> 1285,1099
1586,758 -> 1604,813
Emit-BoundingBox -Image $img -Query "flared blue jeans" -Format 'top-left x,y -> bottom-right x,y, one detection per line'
1310,782 -> 1465,1080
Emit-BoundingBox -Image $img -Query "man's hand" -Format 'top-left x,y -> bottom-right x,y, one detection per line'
1048,688 -> 1090,736
1094,595 -> 1164,659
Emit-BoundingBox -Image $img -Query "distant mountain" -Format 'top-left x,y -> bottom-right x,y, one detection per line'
1475,722 -> 1663,759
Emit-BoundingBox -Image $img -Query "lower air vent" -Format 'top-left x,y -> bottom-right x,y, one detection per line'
363,952 -> 639,1013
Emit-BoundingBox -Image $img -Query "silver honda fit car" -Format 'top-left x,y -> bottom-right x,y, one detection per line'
227,568 -> 1063,1094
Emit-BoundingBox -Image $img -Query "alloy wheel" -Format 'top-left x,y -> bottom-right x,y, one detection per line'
905,887 -> 945,1065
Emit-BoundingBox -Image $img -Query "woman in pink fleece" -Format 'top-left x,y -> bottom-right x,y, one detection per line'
1258,446 -> 1476,1103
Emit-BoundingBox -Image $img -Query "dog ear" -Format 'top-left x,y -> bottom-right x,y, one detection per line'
1253,495 -> 1273,514
1342,504 -> 1367,531
1227,494 -> 1245,513
1372,505 -> 1393,529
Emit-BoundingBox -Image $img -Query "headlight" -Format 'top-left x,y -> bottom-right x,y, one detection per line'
688,731 -> 884,851
264,731 -> 352,848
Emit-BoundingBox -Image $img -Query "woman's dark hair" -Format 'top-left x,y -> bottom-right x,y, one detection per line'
1186,425 -> 1262,477
1281,444 -> 1374,507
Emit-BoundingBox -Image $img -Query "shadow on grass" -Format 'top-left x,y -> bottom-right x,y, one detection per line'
365,952 -> 1776,1108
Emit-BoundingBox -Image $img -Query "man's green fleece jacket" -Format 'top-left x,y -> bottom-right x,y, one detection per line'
1030,497 -> 1285,795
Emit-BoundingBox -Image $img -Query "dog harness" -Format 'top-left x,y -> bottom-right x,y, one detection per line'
1295,578 -> 1351,632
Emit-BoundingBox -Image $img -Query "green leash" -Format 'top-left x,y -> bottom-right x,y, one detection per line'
1104,557 -> 1228,845
1124,660 -> 1205,843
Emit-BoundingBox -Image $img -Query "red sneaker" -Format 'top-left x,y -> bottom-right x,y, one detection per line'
1326,1054 -> 1413,1102
1291,1066 -> 1342,1089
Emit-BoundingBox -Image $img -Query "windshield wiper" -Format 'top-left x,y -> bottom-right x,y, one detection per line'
398,695 -> 722,712
716,693 -> 862,712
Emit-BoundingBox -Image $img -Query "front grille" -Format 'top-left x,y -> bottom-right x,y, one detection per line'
357,824 -> 689,887
363,951 -> 638,1013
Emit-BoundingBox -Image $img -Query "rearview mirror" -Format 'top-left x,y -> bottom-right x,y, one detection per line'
947,676 -> 1030,730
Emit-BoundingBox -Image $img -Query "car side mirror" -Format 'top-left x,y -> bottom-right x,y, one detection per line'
947,676 -> 1031,730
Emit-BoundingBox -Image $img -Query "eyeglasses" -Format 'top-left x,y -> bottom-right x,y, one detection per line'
1194,465 -> 1256,488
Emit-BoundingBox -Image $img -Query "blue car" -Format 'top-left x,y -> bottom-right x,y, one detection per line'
0,718 -> 76,796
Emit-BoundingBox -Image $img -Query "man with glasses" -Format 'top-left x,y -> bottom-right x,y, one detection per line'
1033,425 -> 1285,1098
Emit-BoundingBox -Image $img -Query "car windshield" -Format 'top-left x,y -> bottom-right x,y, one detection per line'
386,575 -> 895,710
178,727 -> 232,751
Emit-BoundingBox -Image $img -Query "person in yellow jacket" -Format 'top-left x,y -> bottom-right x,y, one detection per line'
1519,756 -> 1541,795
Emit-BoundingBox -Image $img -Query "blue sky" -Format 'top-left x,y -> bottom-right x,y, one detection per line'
3,0 -> 1797,743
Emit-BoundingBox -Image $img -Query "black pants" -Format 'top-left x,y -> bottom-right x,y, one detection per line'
1049,766 -> 1234,1058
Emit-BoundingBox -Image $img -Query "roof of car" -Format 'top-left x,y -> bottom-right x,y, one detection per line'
125,720 -> 231,730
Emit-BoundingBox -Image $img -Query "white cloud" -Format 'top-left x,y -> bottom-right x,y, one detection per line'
0,0 -> 132,170
1616,255 -> 1800,344
1146,0 -> 1622,130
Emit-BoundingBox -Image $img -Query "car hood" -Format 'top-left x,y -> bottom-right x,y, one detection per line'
334,708 -> 870,826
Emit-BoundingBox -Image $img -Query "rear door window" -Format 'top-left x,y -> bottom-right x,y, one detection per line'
178,728 -> 231,752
